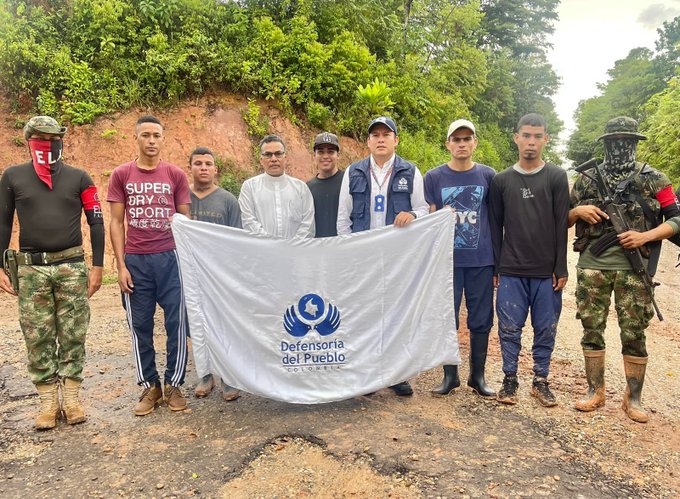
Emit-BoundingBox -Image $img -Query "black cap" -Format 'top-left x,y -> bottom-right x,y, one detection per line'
313,132 -> 340,151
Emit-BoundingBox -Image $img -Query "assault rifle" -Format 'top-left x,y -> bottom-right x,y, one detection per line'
573,158 -> 663,321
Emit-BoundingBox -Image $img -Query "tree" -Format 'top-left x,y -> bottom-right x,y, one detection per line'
567,48 -> 662,164
639,77 -> 680,184
0,0 -> 565,168
476,0 -> 562,162
479,0 -> 559,56
652,16 -> 680,84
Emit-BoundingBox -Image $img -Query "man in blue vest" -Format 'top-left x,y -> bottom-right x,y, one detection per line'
337,116 -> 429,396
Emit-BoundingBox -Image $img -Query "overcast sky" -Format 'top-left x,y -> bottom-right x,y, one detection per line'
547,0 -> 680,142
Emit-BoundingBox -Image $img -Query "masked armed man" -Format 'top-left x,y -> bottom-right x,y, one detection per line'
0,116 -> 104,429
569,116 -> 680,423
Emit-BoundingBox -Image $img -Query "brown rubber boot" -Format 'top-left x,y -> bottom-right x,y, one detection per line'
575,349 -> 606,412
35,382 -> 60,430
61,378 -> 86,424
622,355 -> 649,423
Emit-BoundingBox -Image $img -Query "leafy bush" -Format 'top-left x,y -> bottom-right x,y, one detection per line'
307,101 -> 333,130
639,77 -> 680,184
216,157 -> 253,197
397,130 -> 449,174
356,78 -> 394,116
241,99 -> 269,139
0,0 -> 563,166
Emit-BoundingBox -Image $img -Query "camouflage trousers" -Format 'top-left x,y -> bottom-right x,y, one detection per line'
18,262 -> 90,384
575,268 -> 653,357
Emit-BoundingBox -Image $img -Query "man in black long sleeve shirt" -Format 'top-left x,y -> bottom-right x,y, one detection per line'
0,116 -> 104,430
489,113 -> 569,408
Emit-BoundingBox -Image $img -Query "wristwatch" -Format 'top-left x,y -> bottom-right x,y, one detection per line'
408,211 -> 417,219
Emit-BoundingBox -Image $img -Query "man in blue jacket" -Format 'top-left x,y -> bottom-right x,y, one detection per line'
337,116 -> 429,396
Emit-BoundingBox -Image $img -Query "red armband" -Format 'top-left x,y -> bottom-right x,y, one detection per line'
656,185 -> 678,208
81,185 -> 101,211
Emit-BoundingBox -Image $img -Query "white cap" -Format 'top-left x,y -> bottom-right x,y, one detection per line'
447,119 -> 476,139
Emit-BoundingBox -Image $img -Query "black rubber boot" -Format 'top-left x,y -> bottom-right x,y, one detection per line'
389,381 -> 414,396
431,365 -> 460,395
467,333 -> 495,397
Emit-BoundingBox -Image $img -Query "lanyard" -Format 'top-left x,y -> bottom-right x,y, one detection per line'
370,164 -> 393,193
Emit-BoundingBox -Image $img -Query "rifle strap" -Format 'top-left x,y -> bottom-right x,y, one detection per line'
640,165 -> 660,228
630,163 -> 662,276
608,164 -> 659,234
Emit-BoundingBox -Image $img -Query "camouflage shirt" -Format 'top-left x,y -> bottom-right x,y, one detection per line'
570,162 -> 680,270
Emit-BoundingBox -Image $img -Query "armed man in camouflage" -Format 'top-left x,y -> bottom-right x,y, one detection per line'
569,116 -> 680,423
0,116 -> 105,430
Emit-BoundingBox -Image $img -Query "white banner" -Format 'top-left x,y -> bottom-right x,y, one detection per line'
172,209 -> 459,404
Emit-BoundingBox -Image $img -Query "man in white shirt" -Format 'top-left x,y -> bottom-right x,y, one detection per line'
336,116 -> 429,396
239,135 -> 315,238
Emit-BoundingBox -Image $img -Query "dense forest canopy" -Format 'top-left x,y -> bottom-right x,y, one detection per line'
566,16 -> 680,184
1,0 -> 568,171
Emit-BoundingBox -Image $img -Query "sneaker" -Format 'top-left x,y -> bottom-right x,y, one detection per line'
220,380 -> 241,402
496,375 -> 519,405
134,383 -> 163,416
531,377 -> 557,407
194,374 -> 215,398
389,381 -> 414,397
164,383 -> 188,411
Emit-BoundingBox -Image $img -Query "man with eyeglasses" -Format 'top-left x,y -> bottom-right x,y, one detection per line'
239,135 -> 315,238
424,119 -> 496,399
307,132 -> 344,238
337,116 -> 429,396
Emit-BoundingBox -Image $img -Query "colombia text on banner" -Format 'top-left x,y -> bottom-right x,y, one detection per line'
172,209 -> 459,404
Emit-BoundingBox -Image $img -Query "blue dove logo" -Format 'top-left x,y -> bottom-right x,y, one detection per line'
283,293 -> 341,337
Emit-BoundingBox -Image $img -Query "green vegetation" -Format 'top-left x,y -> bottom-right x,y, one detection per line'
0,0 -> 564,170
101,272 -> 119,286
639,76 -> 680,182
215,156 -> 252,197
566,16 -> 680,183
101,129 -> 118,139
241,99 -> 269,139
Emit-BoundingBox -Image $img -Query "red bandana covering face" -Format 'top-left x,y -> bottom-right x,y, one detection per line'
28,138 -> 63,190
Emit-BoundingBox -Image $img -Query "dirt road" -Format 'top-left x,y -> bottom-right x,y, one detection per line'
1,241 -> 679,498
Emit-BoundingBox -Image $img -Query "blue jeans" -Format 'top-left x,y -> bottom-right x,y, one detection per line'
122,251 -> 188,388
496,276 -> 562,378
454,265 -> 494,335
